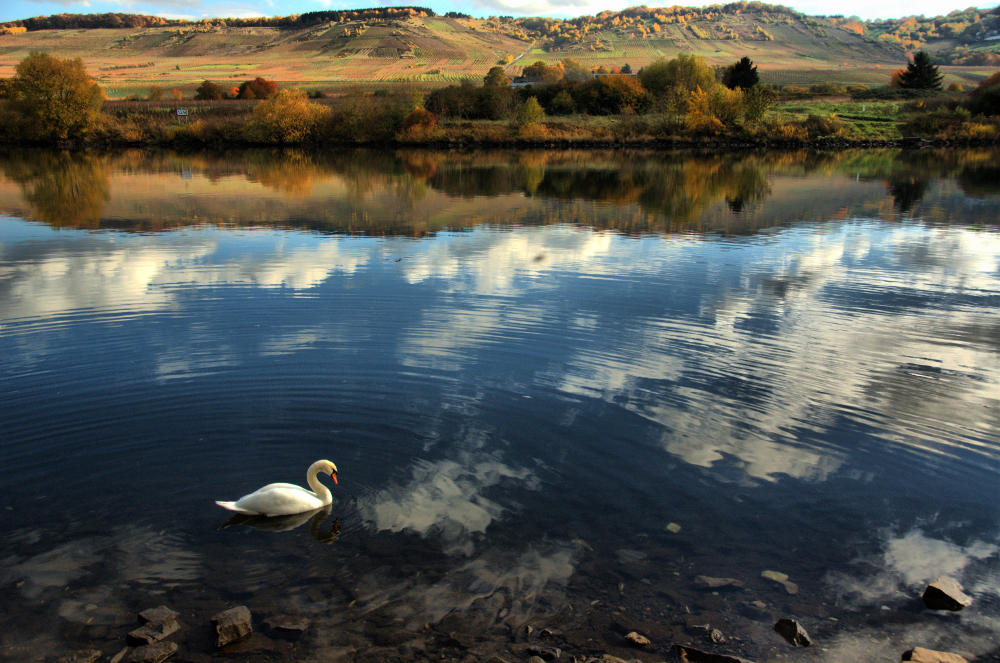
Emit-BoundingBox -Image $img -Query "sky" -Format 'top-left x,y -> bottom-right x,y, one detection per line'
1,0 -> 998,24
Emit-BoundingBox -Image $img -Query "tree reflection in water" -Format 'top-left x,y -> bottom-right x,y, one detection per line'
0,147 -> 997,234
3,150 -> 111,228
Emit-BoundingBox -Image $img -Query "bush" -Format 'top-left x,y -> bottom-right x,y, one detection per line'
7,52 -> 105,140
548,90 -> 575,115
515,96 -> 545,127
194,80 -> 226,100
810,82 -> 846,95
238,77 -> 278,100
965,71 -> 1000,116
327,89 -> 417,142
801,113 -> 844,138
401,107 -> 436,132
244,89 -> 331,143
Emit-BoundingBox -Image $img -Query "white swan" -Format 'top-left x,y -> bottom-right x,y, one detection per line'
215,460 -> 338,517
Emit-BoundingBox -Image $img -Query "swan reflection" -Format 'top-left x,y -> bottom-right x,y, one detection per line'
218,504 -> 340,543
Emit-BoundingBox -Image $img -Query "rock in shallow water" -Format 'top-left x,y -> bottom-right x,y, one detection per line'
695,576 -> 745,589
673,644 -> 757,663
138,607 -> 179,625
773,618 -> 811,647
922,578 -> 972,611
902,647 -> 969,663
625,631 -> 650,647
125,642 -> 177,663
56,650 -> 102,663
526,645 -> 561,660
211,606 -> 252,647
264,615 -> 309,632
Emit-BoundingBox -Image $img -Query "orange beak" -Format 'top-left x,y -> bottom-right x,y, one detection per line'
332,472 -> 338,484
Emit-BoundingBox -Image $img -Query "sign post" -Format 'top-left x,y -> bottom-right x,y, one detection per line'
177,108 -> 188,124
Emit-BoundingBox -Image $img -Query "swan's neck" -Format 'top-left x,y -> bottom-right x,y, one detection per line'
306,463 -> 333,505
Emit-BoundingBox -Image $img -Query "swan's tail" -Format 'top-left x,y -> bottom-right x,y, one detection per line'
215,500 -> 257,515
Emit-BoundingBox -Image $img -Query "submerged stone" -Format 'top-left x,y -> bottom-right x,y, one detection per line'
761,570 -> 798,595
125,642 -> 177,663
625,631 -> 650,646
211,606 -> 252,647
696,576 -> 745,589
773,618 -> 811,646
526,645 -> 561,660
56,650 -> 102,663
673,644 -> 757,663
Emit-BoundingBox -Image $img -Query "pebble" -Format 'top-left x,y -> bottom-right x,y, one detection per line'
761,570 -> 798,595
624,631 -> 650,647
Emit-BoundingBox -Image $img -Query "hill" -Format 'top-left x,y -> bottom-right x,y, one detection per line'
1,3 -> 997,96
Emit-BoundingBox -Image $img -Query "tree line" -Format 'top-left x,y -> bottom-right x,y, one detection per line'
0,6 -> 436,31
0,51 -> 996,145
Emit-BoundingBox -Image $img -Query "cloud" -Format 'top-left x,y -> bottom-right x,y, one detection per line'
0,233 -> 368,331
359,450 -> 541,556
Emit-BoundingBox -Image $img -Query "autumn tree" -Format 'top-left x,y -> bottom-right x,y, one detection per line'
897,51 -> 943,90
237,77 -> 279,100
7,52 -> 104,140
515,96 -> 545,127
194,80 -> 226,100
640,53 -> 715,114
483,66 -> 510,87
245,89 -> 331,143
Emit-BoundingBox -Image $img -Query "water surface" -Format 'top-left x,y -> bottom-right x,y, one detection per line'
1,147 -> 998,663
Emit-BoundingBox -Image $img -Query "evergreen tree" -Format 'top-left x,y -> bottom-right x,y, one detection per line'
724,56 -> 759,91
897,51 -> 943,90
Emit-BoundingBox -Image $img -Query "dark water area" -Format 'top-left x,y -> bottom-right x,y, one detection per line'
1,147 -> 998,663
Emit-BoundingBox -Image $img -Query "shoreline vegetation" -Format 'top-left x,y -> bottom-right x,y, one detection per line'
0,51 -> 998,150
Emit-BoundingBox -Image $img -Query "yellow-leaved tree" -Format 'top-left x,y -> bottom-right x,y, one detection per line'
245,89 -> 332,144
7,52 -> 105,140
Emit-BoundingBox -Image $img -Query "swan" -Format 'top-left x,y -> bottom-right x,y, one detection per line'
215,460 -> 338,517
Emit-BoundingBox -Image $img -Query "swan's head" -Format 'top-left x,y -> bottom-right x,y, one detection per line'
312,459 -> 338,484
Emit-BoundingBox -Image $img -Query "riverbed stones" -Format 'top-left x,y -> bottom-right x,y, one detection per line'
761,571 -> 798,595
264,615 -> 309,632
211,606 -> 252,647
56,650 -> 102,663
128,606 -> 181,646
526,645 -> 561,660
902,647 -> 969,663
922,578 -> 972,611
695,576 -> 745,590
124,642 -> 177,663
138,607 -> 179,625
773,619 -> 810,646
672,644 -> 757,663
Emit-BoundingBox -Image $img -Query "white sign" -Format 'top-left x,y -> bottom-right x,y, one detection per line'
176,108 -> 188,116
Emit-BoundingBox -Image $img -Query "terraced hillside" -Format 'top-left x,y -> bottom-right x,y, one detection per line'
0,4 -> 995,94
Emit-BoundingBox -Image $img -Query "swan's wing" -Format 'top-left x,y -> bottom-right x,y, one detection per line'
233,485 -> 323,516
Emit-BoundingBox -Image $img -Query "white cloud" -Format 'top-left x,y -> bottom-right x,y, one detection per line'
359,450 -> 541,556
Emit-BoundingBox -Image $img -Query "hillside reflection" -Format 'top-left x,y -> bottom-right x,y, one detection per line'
0,147 -> 998,234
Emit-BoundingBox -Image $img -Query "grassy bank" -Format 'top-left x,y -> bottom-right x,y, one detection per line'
1,95 -> 995,148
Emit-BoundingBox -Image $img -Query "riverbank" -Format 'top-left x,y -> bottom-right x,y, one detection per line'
2,95 -> 997,150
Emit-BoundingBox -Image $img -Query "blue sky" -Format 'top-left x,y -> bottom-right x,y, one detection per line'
1,0 -> 997,24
